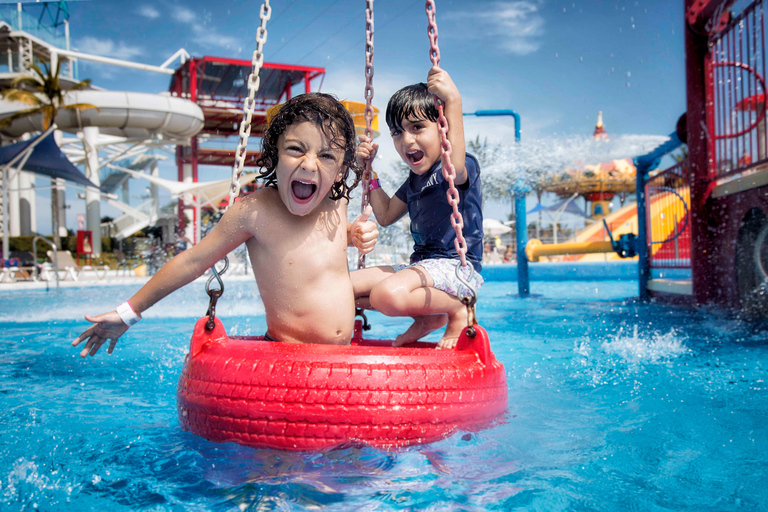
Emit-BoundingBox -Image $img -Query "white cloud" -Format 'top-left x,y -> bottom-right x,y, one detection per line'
138,5 -> 160,19
444,1 -> 545,56
168,5 -> 239,50
77,37 -> 143,60
190,25 -> 239,49
171,5 -> 196,24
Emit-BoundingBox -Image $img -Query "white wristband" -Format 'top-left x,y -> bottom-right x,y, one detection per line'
116,301 -> 141,327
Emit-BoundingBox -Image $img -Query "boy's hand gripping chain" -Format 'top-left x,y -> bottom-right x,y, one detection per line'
426,0 -> 477,333
204,0 -> 271,330
358,0 -> 375,270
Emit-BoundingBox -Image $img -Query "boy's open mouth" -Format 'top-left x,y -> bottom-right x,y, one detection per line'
291,180 -> 317,202
406,150 -> 424,165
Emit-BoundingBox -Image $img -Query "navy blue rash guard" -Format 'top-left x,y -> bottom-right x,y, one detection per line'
395,153 -> 484,273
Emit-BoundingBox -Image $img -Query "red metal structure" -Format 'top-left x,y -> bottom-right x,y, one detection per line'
684,0 -> 768,309
646,159 -> 692,269
169,56 -> 325,241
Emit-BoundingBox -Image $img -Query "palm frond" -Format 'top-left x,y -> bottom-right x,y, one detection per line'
9,75 -> 44,89
29,63 -> 47,82
67,79 -> 93,92
0,89 -> 43,106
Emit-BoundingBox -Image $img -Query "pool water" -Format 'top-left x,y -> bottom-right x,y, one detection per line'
1,270 -> 767,511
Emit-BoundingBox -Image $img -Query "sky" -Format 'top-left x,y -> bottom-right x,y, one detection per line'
4,0 -> 690,230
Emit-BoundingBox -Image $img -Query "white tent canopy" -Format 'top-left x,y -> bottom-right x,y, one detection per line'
107,164 -> 259,211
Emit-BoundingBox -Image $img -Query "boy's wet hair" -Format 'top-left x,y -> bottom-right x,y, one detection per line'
385,83 -> 439,133
256,92 -> 361,201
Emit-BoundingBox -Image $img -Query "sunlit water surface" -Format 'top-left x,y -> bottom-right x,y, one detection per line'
1,269 -> 767,511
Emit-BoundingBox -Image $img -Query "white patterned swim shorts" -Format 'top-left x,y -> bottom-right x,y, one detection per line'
391,258 -> 484,299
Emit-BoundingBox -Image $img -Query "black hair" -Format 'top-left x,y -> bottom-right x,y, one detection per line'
255,92 -> 361,201
385,83 -> 439,133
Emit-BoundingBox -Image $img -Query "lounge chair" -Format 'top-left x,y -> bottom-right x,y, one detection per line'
41,250 -> 109,281
0,251 -> 36,283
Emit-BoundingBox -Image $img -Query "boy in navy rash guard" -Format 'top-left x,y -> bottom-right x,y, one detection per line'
352,66 -> 484,349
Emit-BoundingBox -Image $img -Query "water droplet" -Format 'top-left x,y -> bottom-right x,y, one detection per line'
579,56 -> 584,62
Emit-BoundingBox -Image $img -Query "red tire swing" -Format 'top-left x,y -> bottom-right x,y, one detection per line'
177,0 -> 508,451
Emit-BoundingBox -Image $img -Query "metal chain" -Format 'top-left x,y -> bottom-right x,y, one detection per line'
204,1 -> 270,328
425,0 -> 468,270
226,0 -> 272,211
358,0 -> 375,269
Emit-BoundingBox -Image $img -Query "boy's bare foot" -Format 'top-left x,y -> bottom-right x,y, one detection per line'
437,308 -> 469,349
437,336 -> 459,349
393,314 -> 448,347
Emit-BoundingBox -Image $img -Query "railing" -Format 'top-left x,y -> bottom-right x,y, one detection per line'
708,0 -> 768,179
645,159 -> 692,268
33,235 -> 59,291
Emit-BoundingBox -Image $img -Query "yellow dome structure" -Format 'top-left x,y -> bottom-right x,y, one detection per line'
544,113 -> 636,218
340,100 -> 380,139
265,100 -> 380,139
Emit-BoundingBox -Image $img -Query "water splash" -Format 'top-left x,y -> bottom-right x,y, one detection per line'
482,134 -> 670,198
600,324 -> 691,363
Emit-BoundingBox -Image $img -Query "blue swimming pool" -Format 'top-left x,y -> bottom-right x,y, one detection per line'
1,264 -> 767,511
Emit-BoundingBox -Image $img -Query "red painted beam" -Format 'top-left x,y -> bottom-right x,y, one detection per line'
686,0 -> 736,35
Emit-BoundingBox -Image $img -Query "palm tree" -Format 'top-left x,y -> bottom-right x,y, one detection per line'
0,60 -> 97,129
0,60 -> 98,248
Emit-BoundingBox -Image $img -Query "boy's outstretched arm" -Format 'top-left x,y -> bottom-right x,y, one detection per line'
356,136 -> 408,226
72,198 -> 256,358
427,66 -> 467,185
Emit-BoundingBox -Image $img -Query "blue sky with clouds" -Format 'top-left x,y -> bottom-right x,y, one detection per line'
71,0 -> 685,138
4,0 -> 689,228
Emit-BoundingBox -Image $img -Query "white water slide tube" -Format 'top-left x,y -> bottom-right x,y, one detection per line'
0,90 -> 204,140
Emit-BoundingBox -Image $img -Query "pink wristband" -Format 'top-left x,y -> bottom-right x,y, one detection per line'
368,178 -> 380,192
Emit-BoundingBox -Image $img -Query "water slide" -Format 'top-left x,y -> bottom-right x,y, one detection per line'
0,90 -> 204,140
562,190 -> 690,262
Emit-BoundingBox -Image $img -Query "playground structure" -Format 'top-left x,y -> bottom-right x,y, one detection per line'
521,0 -> 768,312
0,2 -> 338,259
0,5 -> 203,256
543,113 -> 638,219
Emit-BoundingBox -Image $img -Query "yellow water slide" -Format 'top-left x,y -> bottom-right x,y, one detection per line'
527,189 -> 690,262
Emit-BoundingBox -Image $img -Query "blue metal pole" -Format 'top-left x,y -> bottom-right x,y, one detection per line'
633,131 -> 682,301
464,109 -> 527,296
471,110 -> 521,142
634,158 -> 652,302
514,185 -> 530,296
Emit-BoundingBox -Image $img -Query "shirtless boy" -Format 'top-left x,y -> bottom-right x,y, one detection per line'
73,93 -> 379,357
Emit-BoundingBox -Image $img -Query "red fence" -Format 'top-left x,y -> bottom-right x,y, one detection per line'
708,0 -> 768,179
645,159 -> 692,268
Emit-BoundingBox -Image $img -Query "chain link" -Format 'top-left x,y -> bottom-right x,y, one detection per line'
425,0 -> 468,269
358,0 -> 375,270
226,1 -> 272,212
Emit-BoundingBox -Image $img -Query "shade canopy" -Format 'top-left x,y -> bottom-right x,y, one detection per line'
0,131 -> 101,189
483,218 -> 513,236
528,196 -> 590,219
